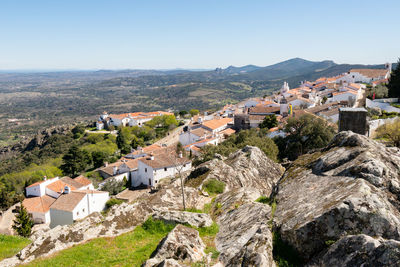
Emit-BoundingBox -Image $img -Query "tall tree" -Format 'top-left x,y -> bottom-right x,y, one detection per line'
388,59 -> 400,98
61,145 -> 91,176
116,128 -> 132,154
13,204 -> 34,237
276,114 -> 336,160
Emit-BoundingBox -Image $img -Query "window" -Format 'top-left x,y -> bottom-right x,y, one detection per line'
82,208 -> 85,213
164,167 -> 167,171
77,211 -> 79,216
155,180 -> 157,184
183,164 -> 186,167
145,168 -> 147,172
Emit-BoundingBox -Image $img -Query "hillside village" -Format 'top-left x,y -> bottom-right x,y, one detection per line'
1,62 -> 400,267
10,63 -> 396,230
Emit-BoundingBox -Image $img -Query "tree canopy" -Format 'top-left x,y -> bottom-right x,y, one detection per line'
274,114 -> 336,160
375,118 -> 400,147
13,204 -> 34,237
388,59 -> 400,98
60,145 -> 92,176
259,114 -> 278,129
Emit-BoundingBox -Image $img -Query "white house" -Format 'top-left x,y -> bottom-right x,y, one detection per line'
330,91 -> 358,107
96,121 -> 104,130
23,176 -> 97,225
337,67 -> 390,84
179,127 -> 212,146
134,152 -> 191,187
22,195 -> 56,224
49,189 -> 109,228
200,118 -> 233,134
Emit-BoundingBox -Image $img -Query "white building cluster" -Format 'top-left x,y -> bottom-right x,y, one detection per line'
96,111 -> 174,130
23,176 -> 109,228
179,116 -> 235,155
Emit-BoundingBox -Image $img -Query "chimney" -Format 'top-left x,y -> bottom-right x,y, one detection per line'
178,152 -> 183,158
63,186 -> 70,194
104,162 -> 108,167
113,166 -> 118,175
150,153 -> 155,160
43,176 -> 47,181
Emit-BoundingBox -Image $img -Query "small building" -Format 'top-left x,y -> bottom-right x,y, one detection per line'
134,152 -> 191,187
49,189 -> 109,228
338,108 -> 368,135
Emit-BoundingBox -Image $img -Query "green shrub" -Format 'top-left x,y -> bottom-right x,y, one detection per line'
202,179 -> 225,194
142,217 -> 176,234
105,198 -> 123,210
256,196 -> 271,204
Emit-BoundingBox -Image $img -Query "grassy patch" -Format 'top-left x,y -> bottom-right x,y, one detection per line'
202,179 -> 225,195
104,198 -> 124,212
25,217 -> 175,267
196,223 -> 220,265
185,169 -> 210,188
185,207 -> 203,213
0,234 -> 31,261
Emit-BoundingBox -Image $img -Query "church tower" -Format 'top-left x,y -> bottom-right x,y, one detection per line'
280,81 -> 289,95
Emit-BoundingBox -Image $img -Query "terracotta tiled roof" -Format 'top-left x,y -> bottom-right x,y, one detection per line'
50,192 -> 87,212
350,69 -> 388,79
201,118 -> 233,130
46,180 -> 77,193
61,177 -> 85,189
74,175 -> 92,186
139,152 -> 191,170
26,177 -> 57,188
332,91 -> 357,96
23,195 -> 57,213
248,106 -> 280,115
127,144 -> 163,156
190,127 -> 212,137
219,128 -> 235,136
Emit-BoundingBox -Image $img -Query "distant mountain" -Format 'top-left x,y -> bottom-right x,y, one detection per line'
221,65 -> 262,74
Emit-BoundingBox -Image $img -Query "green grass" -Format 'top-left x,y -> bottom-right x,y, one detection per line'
0,234 -> 31,261
256,196 -> 271,204
25,217 -> 175,267
202,179 -> 225,195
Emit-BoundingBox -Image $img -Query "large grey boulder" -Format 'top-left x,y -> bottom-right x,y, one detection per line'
275,172 -> 400,260
191,146 -> 284,196
216,203 -> 275,266
313,131 -> 400,195
143,224 -> 205,267
311,234 -> 400,266
213,187 -> 262,217
274,131 -> 400,262
152,210 -> 213,228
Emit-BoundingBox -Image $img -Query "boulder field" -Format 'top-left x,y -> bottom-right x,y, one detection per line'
2,131 -> 400,266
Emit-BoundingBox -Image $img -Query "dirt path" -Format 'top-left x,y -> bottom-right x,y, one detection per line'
0,204 -> 18,235
154,121 -> 190,147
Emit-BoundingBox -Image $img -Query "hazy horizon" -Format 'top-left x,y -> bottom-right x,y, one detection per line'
1,0 -> 399,70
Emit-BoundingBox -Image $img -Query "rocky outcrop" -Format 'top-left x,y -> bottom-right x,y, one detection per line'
190,146 -> 284,196
311,234 -> 400,266
274,173 -> 400,260
147,178 -> 210,211
144,224 -> 205,267
216,202 -> 274,266
313,131 -> 400,198
274,131 -> 400,261
213,187 -> 262,217
152,210 -> 213,228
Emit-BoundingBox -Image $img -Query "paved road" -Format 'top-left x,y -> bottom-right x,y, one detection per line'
85,130 -> 118,135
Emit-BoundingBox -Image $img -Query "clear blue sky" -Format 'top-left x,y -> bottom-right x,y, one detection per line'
0,0 -> 399,70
